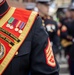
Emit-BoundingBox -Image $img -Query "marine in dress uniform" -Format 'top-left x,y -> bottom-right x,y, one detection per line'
0,0 -> 59,75
60,10 -> 72,56
61,2 -> 74,75
36,0 -> 60,53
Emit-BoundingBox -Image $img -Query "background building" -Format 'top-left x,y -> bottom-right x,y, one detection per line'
8,0 -> 71,8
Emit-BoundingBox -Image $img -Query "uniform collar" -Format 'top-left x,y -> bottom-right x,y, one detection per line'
0,0 -> 9,18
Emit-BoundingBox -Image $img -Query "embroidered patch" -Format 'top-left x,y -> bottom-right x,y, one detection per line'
0,43 -> 6,60
45,39 -> 56,67
46,24 -> 55,32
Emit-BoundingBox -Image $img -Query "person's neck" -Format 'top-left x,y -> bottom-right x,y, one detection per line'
38,11 -> 44,18
0,0 -> 9,18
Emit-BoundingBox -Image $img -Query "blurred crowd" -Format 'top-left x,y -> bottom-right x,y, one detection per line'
24,0 -> 74,75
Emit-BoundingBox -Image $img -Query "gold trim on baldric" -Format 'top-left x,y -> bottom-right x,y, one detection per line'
0,7 -> 38,75
0,7 -> 16,27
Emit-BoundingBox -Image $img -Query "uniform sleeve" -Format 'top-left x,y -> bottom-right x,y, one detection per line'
30,16 -> 59,75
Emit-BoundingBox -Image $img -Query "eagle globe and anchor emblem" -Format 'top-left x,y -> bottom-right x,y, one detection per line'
0,42 -> 6,60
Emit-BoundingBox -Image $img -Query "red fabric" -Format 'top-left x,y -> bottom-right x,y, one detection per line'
2,8 -> 32,37
0,8 -> 32,63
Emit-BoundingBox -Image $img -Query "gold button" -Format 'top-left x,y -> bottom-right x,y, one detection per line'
15,51 -> 18,55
